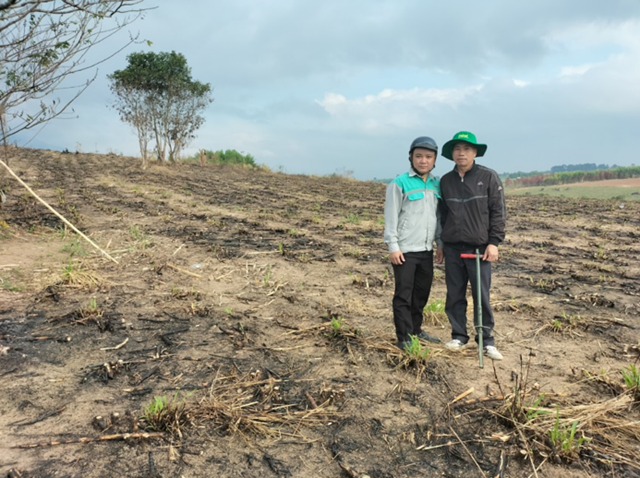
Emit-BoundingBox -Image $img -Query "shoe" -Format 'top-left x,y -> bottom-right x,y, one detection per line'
417,331 -> 441,343
484,345 -> 504,360
444,339 -> 465,350
397,340 -> 412,351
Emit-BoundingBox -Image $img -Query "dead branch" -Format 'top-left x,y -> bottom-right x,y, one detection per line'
338,461 -> 371,478
100,337 -> 129,351
449,387 -> 475,406
449,425 -> 487,478
160,326 -> 190,346
305,392 -> 318,409
13,432 -> 164,448
493,449 -> 507,478
0,1 -> 18,13
449,394 -> 505,409
165,262 -> 202,278
0,158 -> 118,263
9,405 -> 67,427
1,1 -> 149,142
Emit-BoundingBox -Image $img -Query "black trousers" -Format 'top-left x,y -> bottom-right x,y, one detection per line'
443,245 -> 495,346
392,251 -> 434,343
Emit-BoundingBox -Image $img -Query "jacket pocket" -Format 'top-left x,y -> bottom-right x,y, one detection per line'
399,192 -> 424,232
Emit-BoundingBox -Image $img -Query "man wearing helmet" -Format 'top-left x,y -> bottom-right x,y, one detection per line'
438,131 -> 506,360
384,136 -> 443,350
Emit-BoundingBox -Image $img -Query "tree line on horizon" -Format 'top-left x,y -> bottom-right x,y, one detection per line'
377,163 -> 640,186
504,165 -> 640,188
502,163 -> 622,179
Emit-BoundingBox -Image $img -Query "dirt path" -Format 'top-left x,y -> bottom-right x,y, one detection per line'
1,149 -> 639,477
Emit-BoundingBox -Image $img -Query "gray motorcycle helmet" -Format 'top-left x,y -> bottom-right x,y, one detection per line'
409,136 -> 438,155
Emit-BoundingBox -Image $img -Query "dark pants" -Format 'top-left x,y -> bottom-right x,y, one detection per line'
392,251 -> 434,343
444,245 -> 495,346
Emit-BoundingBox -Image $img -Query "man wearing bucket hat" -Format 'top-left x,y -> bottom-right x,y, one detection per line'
384,136 -> 444,351
437,131 -> 506,360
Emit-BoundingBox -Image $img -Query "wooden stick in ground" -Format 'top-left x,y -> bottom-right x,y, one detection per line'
0,158 -> 118,264
449,387 -> 474,406
13,432 -> 164,448
166,262 -> 202,278
493,449 -> 507,478
100,337 -> 129,351
516,427 -> 539,478
449,425 -> 487,478
304,392 -> 318,409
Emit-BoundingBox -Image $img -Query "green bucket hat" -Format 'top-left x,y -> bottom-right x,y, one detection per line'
442,131 -> 487,160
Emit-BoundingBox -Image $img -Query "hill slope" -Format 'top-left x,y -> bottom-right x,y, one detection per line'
1,148 -> 640,477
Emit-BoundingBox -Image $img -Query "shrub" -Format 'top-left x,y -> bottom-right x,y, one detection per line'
194,149 -> 256,166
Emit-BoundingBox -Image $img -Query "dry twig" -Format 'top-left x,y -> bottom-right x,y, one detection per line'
13,432 -> 164,449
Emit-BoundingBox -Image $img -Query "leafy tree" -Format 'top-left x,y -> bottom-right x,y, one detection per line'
0,0 -> 146,148
108,51 -> 213,167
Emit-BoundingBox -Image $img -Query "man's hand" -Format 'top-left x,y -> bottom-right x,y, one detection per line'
389,251 -> 405,265
483,244 -> 499,262
435,248 -> 444,264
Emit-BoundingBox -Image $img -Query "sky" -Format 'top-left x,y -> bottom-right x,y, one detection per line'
11,0 -> 640,180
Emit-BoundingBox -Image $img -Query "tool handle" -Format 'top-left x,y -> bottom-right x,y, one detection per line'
460,253 -> 478,259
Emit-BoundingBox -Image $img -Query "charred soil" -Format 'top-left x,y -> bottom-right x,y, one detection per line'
1,149 -> 640,478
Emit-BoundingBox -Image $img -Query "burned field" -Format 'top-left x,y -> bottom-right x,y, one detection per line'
1,149 -> 640,478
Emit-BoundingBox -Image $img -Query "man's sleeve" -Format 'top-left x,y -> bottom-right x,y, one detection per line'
488,172 -> 506,246
384,182 -> 402,253
439,178 -> 449,233
435,199 -> 443,250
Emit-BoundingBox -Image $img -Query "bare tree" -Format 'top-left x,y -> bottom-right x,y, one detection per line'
165,83 -> 211,162
108,81 -> 152,168
0,0 -> 148,149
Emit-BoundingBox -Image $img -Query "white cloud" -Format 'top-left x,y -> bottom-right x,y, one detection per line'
545,18 -> 640,50
559,63 -> 596,77
10,2 -> 640,180
315,85 -> 483,133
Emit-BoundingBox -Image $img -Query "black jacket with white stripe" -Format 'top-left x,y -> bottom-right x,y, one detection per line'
440,162 -> 506,248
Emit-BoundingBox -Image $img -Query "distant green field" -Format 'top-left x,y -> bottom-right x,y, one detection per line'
506,185 -> 640,200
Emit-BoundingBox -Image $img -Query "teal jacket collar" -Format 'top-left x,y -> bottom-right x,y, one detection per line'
407,169 -> 441,198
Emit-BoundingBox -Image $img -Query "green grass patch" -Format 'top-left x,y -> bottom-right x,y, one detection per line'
344,213 -> 361,224
423,298 -> 447,326
62,238 -> 87,257
141,392 -> 192,434
621,364 -> 640,400
402,335 -> 430,360
0,276 -> 23,292
330,315 -> 344,336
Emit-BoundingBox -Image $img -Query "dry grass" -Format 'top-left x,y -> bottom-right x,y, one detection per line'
59,260 -> 102,288
534,313 -> 629,337
191,367 -> 340,439
493,357 -> 640,471
141,393 -> 193,438
422,298 -> 448,327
